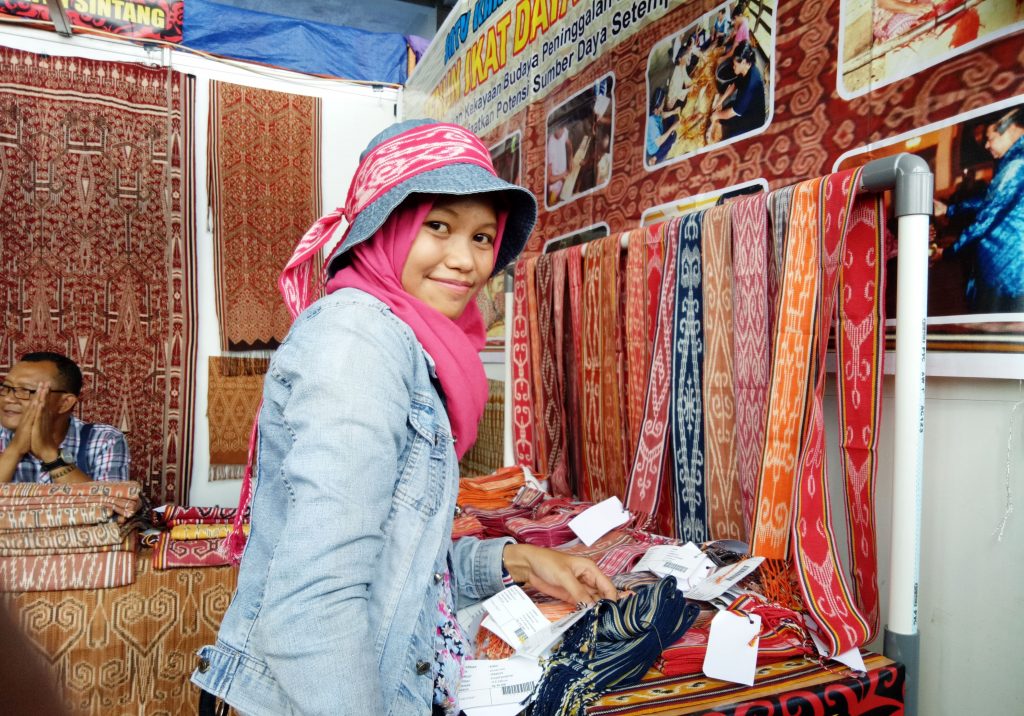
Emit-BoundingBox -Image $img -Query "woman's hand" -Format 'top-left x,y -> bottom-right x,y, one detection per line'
502,543 -> 619,606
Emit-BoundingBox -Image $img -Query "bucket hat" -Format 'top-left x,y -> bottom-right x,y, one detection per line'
280,119 -> 538,319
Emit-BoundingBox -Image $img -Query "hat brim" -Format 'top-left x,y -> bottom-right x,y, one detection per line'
326,163 -> 538,278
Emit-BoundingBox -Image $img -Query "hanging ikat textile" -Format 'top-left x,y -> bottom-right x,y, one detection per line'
670,212 -> 708,543
0,48 -> 197,505
700,206 -> 745,541
209,81 -> 321,351
207,356 -> 269,481
511,258 -> 538,469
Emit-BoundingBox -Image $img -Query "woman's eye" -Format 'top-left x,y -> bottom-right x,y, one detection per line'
474,233 -> 495,245
426,221 -> 447,232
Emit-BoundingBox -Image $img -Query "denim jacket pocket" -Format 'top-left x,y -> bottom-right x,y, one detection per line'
394,400 -> 447,516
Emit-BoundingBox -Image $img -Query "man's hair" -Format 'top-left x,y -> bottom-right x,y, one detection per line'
993,107 -> 1024,135
19,352 -> 83,395
734,41 -> 756,65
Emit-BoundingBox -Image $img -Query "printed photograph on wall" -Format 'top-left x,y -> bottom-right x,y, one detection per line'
489,131 -> 522,186
641,178 -> 768,225
836,98 -> 1024,355
478,269 -> 509,352
544,74 -> 615,209
644,0 -> 776,170
542,223 -> 611,254
839,0 -> 1024,98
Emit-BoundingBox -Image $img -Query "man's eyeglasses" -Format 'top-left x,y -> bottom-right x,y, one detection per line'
0,384 -> 71,400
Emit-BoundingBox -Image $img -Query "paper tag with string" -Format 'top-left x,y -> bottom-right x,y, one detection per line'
702,610 -> 761,685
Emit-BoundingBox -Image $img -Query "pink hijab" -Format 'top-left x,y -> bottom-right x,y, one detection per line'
324,199 -> 506,458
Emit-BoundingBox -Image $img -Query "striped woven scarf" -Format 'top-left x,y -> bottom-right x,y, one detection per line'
565,245 -> 587,492
624,219 -> 681,532
766,185 -> 794,350
624,229 -> 650,455
527,257 -> 550,474
537,253 -> 570,495
599,235 -> 628,501
700,206 -> 744,541
551,251 -> 571,496
511,259 -> 538,470
730,194 -> 771,538
529,577 -> 700,716
791,168 -> 885,656
751,179 -> 822,559
670,212 -> 707,543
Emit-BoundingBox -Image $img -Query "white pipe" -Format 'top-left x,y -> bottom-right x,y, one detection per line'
887,212 -> 930,635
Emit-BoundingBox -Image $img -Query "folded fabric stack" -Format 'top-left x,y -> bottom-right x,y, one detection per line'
150,505 -> 247,570
457,465 -> 531,510
451,514 -> 484,540
0,481 -> 143,591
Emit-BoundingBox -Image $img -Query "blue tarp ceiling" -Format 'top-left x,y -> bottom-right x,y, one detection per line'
184,0 -> 410,84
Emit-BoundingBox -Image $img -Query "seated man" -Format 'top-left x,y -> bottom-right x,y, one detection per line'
0,352 -> 130,484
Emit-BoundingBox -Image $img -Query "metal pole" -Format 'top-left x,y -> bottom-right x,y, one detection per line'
860,153 -> 933,716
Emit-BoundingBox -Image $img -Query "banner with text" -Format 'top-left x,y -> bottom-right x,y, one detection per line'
0,0 -> 184,43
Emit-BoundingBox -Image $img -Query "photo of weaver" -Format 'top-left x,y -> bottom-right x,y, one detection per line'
541,223 -> 611,254
489,130 -> 521,186
544,74 -> 615,209
644,0 -> 775,170
837,97 -> 1024,351
839,0 -> 1024,98
641,178 -> 768,226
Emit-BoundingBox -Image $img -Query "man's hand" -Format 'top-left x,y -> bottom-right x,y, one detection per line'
502,543 -> 620,607
28,383 -> 60,463
6,384 -> 43,459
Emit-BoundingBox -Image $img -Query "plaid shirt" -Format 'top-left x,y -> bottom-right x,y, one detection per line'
0,415 -> 131,483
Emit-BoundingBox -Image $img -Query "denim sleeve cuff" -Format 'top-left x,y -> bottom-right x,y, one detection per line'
464,536 -> 516,598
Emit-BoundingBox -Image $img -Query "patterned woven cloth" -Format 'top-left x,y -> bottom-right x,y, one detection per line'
152,533 -> 231,569
207,357 -> 269,480
209,81 -> 322,350
529,577 -> 701,715
0,46 -> 198,505
0,547 -> 136,591
152,505 -> 244,526
0,522 -> 123,552
0,504 -> 115,531
0,482 -> 143,520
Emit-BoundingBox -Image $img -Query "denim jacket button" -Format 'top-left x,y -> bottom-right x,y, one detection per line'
453,505 -> 463,517
433,572 -> 443,584
415,660 -> 431,675
197,657 -> 210,673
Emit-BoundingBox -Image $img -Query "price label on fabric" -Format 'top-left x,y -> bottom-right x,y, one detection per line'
568,496 -> 631,546
482,586 -> 551,647
457,599 -> 489,646
685,557 -> 765,602
459,655 -> 542,712
702,610 -> 761,686
803,615 -> 867,672
517,607 -> 590,659
633,543 -> 716,589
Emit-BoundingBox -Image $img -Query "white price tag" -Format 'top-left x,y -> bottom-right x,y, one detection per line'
517,607 -> 590,659
459,656 -> 542,711
702,610 -> 761,686
568,496 -> 630,546
457,600 -> 488,646
482,586 -> 551,647
633,543 -> 716,589
685,557 -> 765,602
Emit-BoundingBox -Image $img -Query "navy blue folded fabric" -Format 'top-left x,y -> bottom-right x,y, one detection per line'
529,576 -> 700,715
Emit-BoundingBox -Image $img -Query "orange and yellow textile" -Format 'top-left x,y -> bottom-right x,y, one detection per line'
457,466 -> 528,510
7,552 -> 237,714
169,523 -> 247,540
208,356 -> 270,481
209,80 -> 322,351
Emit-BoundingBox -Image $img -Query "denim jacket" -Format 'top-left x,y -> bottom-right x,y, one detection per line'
191,289 -> 510,715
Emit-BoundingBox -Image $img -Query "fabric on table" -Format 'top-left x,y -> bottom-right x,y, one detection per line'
701,206 -> 744,541
151,534 -> 231,569
0,535 -> 134,558
536,253 -> 570,495
169,523 -> 247,540
730,194 -> 771,537
0,482 -> 143,520
555,528 -> 679,578
0,504 -> 115,531
529,577 -> 701,716
152,505 -> 243,527
791,169 -> 884,656
527,257 -> 550,474
461,505 -> 534,539
457,466 -> 528,510
8,551 -> 238,714
751,180 -> 823,560
0,547 -> 136,591
209,81 -> 322,351
207,357 -> 269,481
0,521 -> 123,551
670,212 -> 708,543
511,258 -> 538,470
451,514 -> 485,540
0,47 -> 197,506
505,502 -> 591,548
588,652 -> 901,715
565,244 -> 587,492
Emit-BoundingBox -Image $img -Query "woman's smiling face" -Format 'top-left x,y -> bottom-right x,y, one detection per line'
400,196 -> 498,320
